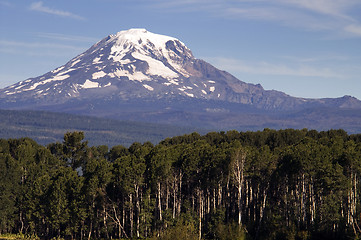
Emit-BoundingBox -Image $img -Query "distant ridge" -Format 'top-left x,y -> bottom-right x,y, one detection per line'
0,109 -> 202,146
0,28 -> 360,132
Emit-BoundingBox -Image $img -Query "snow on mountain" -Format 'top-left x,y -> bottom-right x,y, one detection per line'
1,28 -> 360,112
1,28 -> 206,100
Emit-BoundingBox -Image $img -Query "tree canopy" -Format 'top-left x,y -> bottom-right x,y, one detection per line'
1,129 -> 361,239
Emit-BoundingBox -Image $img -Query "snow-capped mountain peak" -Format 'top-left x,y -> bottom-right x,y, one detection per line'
1,28 -> 238,101
108,28 -> 186,54
103,28 -> 194,78
4,28 -> 356,112
1,27 -> 361,136
1,28 -> 361,132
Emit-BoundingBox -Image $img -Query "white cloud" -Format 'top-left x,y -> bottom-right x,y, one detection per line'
152,0 -> 361,37
205,57 -> 345,79
0,40 -> 84,50
29,1 -> 85,20
0,40 -> 85,56
223,3 -> 354,33
37,33 -> 98,43
224,6 -> 330,31
276,0 -> 358,20
344,24 -> 361,36
0,1 -> 11,7
280,55 -> 351,63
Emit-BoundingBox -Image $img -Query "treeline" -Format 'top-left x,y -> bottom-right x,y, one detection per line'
0,109 -> 198,146
1,129 -> 361,239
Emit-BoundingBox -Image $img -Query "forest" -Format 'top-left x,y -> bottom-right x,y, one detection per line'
1,129 -> 361,240
0,109 -> 198,146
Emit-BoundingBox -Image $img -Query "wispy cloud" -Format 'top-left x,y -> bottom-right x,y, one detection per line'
205,57 -> 346,79
29,1 -> 85,20
0,1 -> 11,7
344,24 -> 361,36
224,6 -> 329,30
223,2 -> 360,34
152,0 -> 361,37
0,40 -> 84,50
0,40 -> 86,56
280,55 -> 351,63
276,0 -> 357,19
37,33 -> 98,43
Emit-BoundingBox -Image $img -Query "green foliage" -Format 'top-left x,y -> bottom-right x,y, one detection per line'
214,222 -> 247,240
0,233 -> 40,239
0,153 -> 19,233
0,129 -> 361,239
150,221 -> 198,240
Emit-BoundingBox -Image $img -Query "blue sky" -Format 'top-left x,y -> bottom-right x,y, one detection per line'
1,0 -> 361,99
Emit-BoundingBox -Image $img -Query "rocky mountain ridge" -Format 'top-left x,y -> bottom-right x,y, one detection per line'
0,28 -> 360,131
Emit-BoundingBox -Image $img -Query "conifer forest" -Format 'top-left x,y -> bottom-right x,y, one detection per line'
1,129 -> 361,240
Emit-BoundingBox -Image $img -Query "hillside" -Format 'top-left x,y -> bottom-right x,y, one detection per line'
0,109 -> 201,146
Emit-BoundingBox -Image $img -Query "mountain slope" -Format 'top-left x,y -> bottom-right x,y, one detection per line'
1,29 -> 277,107
0,109 -> 201,146
0,28 -> 360,132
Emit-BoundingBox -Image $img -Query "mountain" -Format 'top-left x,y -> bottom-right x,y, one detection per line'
0,28 -> 360,132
